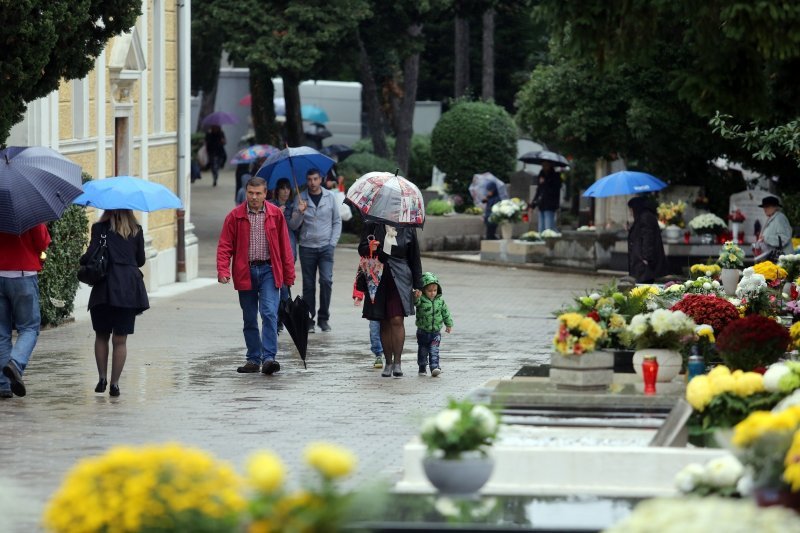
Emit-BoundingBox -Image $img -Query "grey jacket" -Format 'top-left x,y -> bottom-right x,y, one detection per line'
761,211 -> 793,254
298,188 -> 342,248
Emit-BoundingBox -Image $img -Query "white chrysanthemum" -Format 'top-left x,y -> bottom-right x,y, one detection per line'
711,280 -> 721,288
434,409 -> 461,432
763,363 -> 791,393
420,416 -> 437,436
589,292 -> 601,301
702,282 -> 712,290
674,463 -> 706,493
705,455 -> 744,488
471,405 -> 498,435
649,309 -> 673,336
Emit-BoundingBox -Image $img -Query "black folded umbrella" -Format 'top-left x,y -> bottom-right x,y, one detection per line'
278,294 -> 312,368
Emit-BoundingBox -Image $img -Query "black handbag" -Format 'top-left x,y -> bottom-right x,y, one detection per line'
77,230 -> 109,286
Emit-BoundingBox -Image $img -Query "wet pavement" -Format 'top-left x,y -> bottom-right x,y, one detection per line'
0,169 -> 612,531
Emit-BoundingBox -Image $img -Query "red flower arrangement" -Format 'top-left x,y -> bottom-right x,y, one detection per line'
727,209 -> 746,223
715,315 -> 791,371
671,294 -> 740,334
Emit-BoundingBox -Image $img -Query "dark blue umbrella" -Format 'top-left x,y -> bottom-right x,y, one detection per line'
255,146 -> 335,192
201,111 -> 239,127
582,171 -> 668,198
0,146 -> 83,234
73,176 -> 183,211
321,144 -> 355,161
519,150 -> 569,167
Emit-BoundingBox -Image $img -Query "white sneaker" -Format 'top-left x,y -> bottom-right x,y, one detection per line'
431,368 -> 442,377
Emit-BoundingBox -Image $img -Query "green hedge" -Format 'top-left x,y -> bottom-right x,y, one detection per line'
431,100 -> 517,206
348,134 -> 434,189
39,173 -> 91,326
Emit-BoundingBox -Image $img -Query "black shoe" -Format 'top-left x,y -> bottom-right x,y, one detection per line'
308,322 -> 316,333
0,390 -> 12,399
2,364 -> 26,397
418,366 -> 427,376
237,361 -> 261,373
393,363 -> 404,377
109,384 -> 120,397
318,320 -> 331,332
95,378 -> 108,393
262,360 -> 281,375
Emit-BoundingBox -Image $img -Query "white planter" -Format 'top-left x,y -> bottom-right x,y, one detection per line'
664,225 -> 681,243
500,223 -> 513,241
549,351 -> 614,391
423,454 -> 495,495
719,268 -> 741,297
633,349 -> 682,382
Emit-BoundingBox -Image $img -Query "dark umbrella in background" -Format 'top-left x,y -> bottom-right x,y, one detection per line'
278,293 -> 312,369
518,150 -> 569,168
201,111 -> 239,128
321,144 -> 355,162
0,146 -> 83,234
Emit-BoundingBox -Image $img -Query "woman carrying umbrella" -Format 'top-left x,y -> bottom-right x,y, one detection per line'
627,196 -> 667,283
80,210 -> 150,397
530,161 -> 562,232
358,223 -> 423,377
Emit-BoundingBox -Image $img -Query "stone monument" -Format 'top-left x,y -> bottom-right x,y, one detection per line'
729,190 -> 772,243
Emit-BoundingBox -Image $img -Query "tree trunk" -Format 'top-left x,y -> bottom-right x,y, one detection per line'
357,31 -> 389,159
481,8 -> 495,101
454,15 -> 470,97
394,24 -> 422,177
196,84 -> 217,132
249,64 -> 279,145
282,71 -> 305,148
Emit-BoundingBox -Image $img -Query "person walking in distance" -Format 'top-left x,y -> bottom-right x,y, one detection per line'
81,210 -> 150,397
0,224 -> 51,398
217,177 -> 296,375
414,272 -> 453,377
297,168 -> 342,332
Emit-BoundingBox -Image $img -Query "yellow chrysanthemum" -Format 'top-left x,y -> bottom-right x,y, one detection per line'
304,442 -> 357,479
731,371 -> 765,397
246,451 -> 286,493
630,285 -> 655,298
753,260 -> 788,280
686,375 -> 713,411
558,312 -> 583,330
783,430 -> 800,491
609,313 -> 626,329
707,365 -> 735,396
733,407 -> 800,448
790,322 -> 800,350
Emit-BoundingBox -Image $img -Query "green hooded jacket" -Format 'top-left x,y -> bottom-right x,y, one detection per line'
414,272 -> 453,332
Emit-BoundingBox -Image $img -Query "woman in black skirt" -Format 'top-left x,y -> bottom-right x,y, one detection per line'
80,209 -> 149,396
358,223 -> 423,377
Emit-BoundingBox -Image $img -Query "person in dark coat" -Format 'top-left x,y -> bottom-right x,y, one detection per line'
482,181 -> 501,240
627,196 -> 667,283
80,209 -> 149,397
530,162 -> 562,231
358,222 -> 423,378
204,125 -> 227,187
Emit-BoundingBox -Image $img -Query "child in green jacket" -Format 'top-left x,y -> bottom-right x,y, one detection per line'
413,272 -> 453,377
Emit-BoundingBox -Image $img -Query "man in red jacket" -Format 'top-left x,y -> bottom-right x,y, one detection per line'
217,176 -> 296,375
0,224 -> 51,398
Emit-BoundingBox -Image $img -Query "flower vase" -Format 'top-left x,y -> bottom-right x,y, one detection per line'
632,349 -> 682,382
423,454 -> 495,495
664,225 -> 681,243
549,351 -> 614,391
500,223 -> 513,241
731,222 -> 740,241
719,268 -> 741,297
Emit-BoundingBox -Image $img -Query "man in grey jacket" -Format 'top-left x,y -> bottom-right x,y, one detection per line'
756,196 -> 793,259
297,168 -> 342,332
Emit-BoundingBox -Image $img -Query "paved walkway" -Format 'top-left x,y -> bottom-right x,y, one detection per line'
0,169 -> 612,531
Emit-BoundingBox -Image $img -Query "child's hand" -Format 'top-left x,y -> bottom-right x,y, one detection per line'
413,289 -> 422,300
445,326 -> 452,334
353,297 -> 363,307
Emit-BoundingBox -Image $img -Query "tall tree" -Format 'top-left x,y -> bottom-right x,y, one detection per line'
215,0 -> 370,147
481,7 -> 495,100
453,1 -> 470,97
191,0 -> 226,131
0,0 -> 141,144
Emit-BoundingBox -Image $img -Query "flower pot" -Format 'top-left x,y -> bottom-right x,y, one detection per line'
731,222 -> 740,241
500,223 -> 513,241
719,268 -> 741,297
549,351 -> 614,391
423,455 -> 495,495
664,225 -> 681,243
633,349 -> 682,382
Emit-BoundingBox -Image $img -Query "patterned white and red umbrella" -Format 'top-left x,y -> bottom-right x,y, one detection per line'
345,171 -> 425,228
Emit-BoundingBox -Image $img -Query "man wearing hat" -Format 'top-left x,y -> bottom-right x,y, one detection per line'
757,196 -> 793,258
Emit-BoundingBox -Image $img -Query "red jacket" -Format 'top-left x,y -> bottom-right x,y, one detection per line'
217,202 -> 296,291
0,224 -> 51,271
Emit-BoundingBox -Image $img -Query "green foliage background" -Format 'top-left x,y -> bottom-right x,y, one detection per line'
431,101 -> 517,205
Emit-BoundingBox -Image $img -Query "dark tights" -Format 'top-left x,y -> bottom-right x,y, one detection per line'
94,332 -> 128,386
380,316 -> 405,365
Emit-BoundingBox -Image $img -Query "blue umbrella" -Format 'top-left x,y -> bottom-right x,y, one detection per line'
255,147 -> 335,192
0,146 -> 83,234
301,104 -> 329,124
73,176 -> 183,212
201,111 -> 239,127
582,171 -> 667,198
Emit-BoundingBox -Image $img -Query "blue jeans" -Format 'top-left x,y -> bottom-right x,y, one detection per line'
369,320 -> 383,356
238,264 -> 280,364
538,210 -> 556,232
0,276 -> 41,391
299,245 -> 334,322
417,329 -> 441,370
